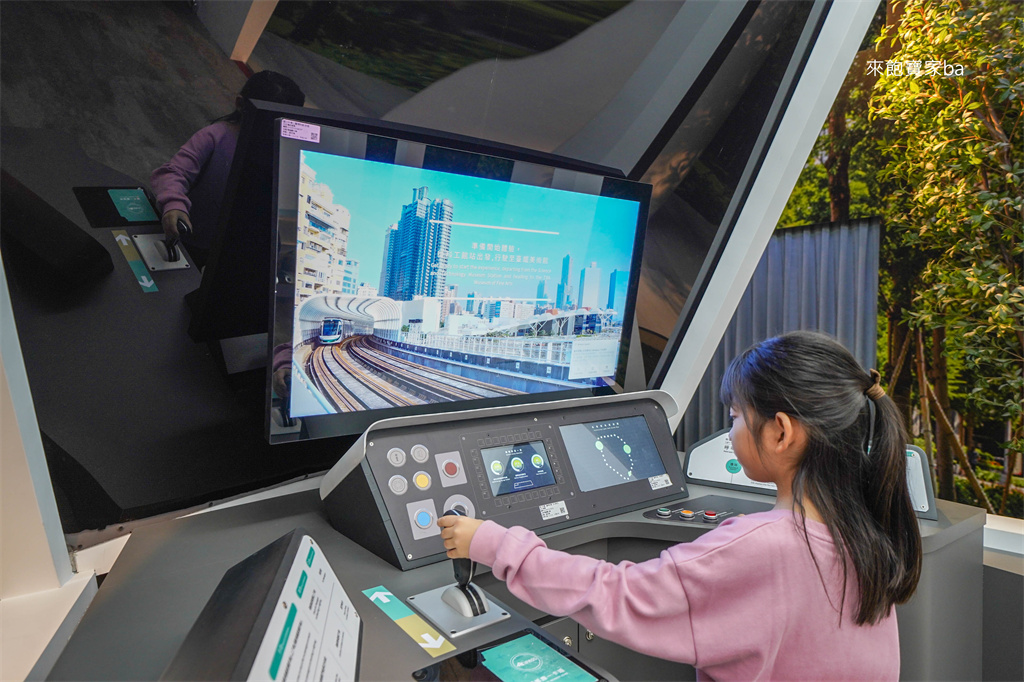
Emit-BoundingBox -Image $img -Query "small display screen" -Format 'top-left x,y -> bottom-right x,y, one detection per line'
481,441 -> 557,497
559,416 -> 667,492
413,630 -> 603,682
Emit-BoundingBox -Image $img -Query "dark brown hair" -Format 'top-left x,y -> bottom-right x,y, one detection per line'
216,70 -> 305,123
721,331 -> 922,625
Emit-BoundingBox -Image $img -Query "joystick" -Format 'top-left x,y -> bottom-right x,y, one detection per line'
161,235 -> 181,262
440,509 -> 488,617
161,218 -> 193,263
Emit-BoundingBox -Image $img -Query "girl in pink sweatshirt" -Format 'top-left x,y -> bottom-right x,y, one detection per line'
150,71 -> 304,268
439,331 -> 922,680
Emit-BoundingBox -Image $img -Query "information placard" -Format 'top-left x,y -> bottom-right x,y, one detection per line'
248,536 -> 360,682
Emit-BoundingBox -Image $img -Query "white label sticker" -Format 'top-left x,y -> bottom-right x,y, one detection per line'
281,119 -> 321,143
539,501 -> 568,521
649,474 -> 672,490
567,337 -> 618,380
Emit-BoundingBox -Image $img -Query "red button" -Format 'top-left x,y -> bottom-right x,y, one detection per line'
443,460 -> 459,477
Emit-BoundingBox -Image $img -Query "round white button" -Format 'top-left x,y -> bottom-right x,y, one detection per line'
410,444 -> 430,463
388,475 -> 408,495
387,448 -> 406,467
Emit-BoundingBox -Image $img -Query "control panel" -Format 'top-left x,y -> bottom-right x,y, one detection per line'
321,393 -> 687,570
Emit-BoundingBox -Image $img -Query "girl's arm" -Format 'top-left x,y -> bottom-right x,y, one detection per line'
471,520 -> 697,664
150,125 -> 220,220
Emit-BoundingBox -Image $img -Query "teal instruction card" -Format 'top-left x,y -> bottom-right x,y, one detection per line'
481,633 -> 597,682
108,188 -> 159,222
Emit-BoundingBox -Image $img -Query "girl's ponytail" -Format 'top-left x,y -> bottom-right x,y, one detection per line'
862,385 -> 922,611
722,331 -> 923,625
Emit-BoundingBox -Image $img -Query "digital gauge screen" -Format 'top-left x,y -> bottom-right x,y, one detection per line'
482,441 -> 557,496
560,416 -> 668,492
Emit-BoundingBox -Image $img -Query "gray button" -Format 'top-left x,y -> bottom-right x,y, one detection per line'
410,444 -> 430,463
387,448 -> 406,467
388,475 -> 408,495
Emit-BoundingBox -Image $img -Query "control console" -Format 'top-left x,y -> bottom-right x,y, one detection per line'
320,391 -> 687,570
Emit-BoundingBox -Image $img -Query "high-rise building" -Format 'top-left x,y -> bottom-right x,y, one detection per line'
383,187 -> 453,301
378,223 -> 398,297
556,254 -> 573,308
442,284 -> 458,323
536,279 -> 547,308
578,262 -> 601,309
295,159 -> 351,303
607,269 -> 628,321
335,258 -> 359,295
466,292 -> 476,314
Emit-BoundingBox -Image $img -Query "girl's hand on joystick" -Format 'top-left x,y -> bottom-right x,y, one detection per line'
438,515 -> 484,559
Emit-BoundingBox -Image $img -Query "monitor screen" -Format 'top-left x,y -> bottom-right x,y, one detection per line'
481,441 -> 557,497
270,118 -> 651,442
559,416 -> 668,492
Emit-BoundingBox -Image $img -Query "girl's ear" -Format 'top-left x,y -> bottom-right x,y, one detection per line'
773,412 -> 807,459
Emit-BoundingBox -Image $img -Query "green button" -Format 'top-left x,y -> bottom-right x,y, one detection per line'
297,570 -> 307,598
726,459 -> 742,474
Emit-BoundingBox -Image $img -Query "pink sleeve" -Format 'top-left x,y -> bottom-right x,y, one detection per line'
150,125 -> 218,216
469,521 -> 698,664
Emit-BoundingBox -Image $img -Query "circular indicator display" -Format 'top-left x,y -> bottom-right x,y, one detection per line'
531,454 -> 544,468
510,457 -> 524,472
726,459 -> 742,474
490,461 -> 503,475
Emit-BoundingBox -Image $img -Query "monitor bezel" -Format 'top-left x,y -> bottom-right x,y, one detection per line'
267,116 -> 652,443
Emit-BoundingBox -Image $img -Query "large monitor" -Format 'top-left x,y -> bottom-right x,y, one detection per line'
269,117 -> 651,442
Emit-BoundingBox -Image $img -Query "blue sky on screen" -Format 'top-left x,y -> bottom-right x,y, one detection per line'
302,150 -> 640,302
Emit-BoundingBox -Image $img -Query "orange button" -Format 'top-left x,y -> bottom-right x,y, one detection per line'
414,472 -> 431,490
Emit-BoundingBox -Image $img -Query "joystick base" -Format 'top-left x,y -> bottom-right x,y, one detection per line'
407,584 -> 510,638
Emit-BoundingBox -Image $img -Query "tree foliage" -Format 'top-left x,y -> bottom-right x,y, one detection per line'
871,0 -> 1023,455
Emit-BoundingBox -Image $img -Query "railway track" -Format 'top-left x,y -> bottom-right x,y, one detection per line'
305,335 -> 524,412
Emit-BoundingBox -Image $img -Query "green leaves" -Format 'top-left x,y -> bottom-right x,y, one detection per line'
871,0 -> 1023,455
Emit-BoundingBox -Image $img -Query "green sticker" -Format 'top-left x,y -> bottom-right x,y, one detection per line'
297,570 -> 307,598
107,189 -> 158,222
306,547 -> 315,566
269,603 -> 296,680
128,260 -> 158,292
726,459 -> 742,474
362,586 -> 415,621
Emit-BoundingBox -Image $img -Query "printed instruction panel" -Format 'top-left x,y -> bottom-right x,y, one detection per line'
248,535 -> 360,682
686,431 -> 777,492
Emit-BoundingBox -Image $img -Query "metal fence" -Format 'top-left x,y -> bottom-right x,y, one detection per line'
678,218 -> 881,450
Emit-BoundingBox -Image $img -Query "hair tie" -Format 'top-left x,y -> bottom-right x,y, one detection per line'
863,369 -> 882,455
866,369 -> 885,401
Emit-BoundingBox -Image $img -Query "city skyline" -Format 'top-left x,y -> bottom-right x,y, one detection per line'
299,150 -> 641,304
